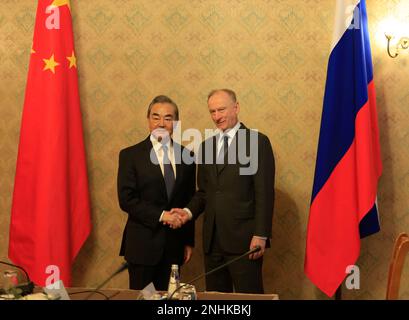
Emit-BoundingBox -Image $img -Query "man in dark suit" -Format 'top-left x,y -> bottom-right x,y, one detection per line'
117,95 -> 196,290
173,89 -> 275,293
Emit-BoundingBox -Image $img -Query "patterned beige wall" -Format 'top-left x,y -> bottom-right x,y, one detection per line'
1,0 -> 408,299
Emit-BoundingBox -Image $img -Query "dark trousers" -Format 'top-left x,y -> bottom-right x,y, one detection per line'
128,258 -> 176,291
204,228 -> 264,294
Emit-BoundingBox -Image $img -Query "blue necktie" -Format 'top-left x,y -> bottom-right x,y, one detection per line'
162,144 -> 175,199
216,135 -> 229,172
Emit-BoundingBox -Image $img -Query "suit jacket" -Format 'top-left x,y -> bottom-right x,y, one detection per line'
187,123 -> 275,254
117,136 -> 196,266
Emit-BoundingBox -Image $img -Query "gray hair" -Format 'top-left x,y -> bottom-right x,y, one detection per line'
207,89 -> 237,103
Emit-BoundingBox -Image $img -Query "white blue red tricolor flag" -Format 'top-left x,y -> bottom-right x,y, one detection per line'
304,0 -> 382,297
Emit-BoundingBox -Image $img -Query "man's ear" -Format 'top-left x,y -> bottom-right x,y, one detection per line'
235,101 -> 240,114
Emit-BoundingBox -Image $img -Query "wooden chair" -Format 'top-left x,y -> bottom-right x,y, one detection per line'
386,232 -> 409,299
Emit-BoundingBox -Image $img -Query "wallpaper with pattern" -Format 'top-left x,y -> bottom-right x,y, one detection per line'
1,0 -> 409,299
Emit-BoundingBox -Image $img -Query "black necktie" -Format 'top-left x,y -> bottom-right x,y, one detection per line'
217,135 -> 229,172
162,144 -> 175,199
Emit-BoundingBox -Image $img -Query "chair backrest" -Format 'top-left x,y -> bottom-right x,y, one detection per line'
386,232 -> 409,299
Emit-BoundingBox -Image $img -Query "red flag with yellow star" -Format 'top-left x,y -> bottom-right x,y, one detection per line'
9,0 -> 91,287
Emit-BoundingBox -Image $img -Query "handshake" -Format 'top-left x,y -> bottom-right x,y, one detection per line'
161,208 -> 191,229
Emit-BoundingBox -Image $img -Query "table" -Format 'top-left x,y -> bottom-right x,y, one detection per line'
66,287 -> 279,300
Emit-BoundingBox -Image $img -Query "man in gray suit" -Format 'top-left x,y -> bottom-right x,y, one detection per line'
172,89 -> 275,293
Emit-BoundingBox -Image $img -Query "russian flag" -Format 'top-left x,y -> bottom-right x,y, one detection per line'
304,0 -> 382,297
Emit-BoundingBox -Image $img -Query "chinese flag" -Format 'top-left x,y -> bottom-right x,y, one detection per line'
9,0 -> 91,286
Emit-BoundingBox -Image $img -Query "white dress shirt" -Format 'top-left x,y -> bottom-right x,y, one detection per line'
215,120 -> 241,156
150,135 -> 176,222
150,135 -> 176,179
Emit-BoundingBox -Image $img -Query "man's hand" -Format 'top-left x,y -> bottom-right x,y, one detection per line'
249,237 -> 266,260
171,208 -> 191,225
184,245 -> 193,264
162,211 -> 182,229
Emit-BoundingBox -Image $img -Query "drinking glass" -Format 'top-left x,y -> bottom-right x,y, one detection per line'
3,270 -> 19,296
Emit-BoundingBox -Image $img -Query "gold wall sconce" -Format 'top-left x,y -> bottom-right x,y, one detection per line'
385,34 -> 409,58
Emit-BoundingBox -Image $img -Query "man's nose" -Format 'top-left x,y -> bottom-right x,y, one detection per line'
159,118 -> 165,127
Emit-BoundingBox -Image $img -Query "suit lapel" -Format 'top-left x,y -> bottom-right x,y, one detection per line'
212,135 -> 220,178
142,136 -> 168,200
